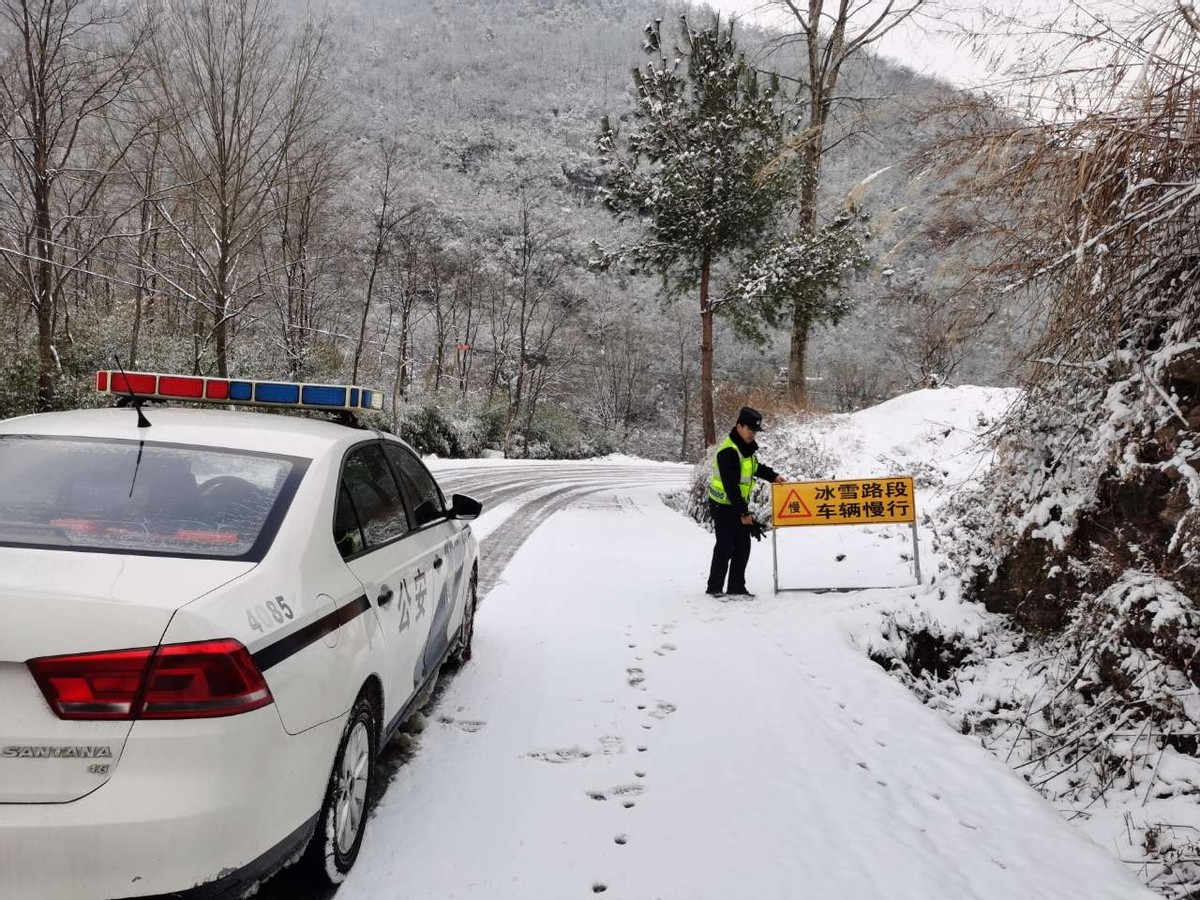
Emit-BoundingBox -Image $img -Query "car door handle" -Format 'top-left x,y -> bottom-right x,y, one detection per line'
377,586 -> 394,606
433,557 -> 443,569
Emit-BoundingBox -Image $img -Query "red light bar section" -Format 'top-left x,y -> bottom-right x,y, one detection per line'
111,372 -> 157,395
159,375 -> 204,398
205,379 -> 230,400
96,371 -> 109,392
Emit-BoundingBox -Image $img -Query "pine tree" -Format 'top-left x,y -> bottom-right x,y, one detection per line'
722,208 -> 869,346
595,15 -> 800,446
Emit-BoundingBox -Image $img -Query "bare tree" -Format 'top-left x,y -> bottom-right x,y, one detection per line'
767,0 -> 928,404
0,0 -> 148,409
578,297 -> 653,451
498,190 -> 574,455
351,141 -> 420,384
148,0 -> 329,376
265,30 -> 340,380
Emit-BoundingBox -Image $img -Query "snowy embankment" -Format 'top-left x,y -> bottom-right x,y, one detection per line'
321,386 -> 1162,900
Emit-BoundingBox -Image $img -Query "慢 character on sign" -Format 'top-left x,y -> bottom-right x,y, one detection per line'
788,501 -> 801,514
864,501 -> 885,518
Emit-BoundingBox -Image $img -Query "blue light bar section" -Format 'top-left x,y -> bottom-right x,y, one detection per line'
301,385 -> 348,407
360,390 -> 373,410
229,381 -> 253,401
254,382 -> 301,404
349,388 -> 360,408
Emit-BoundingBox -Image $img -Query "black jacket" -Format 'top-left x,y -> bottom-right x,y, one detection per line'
714,428 -> 779,516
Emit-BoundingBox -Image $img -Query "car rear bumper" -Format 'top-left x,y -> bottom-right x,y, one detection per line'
0,707 -> 342,900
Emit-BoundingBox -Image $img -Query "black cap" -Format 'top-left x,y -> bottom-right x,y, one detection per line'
736,406 -> 763,431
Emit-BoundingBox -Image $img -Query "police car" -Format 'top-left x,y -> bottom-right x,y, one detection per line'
0,371 -> 482,899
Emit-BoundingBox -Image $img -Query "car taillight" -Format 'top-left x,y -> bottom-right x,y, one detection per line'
28,639 -> 273,721
139,640 -> 273,718
27,648 -> 153,719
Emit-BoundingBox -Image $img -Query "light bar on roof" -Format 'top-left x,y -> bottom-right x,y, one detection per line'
95,371 -> 384,412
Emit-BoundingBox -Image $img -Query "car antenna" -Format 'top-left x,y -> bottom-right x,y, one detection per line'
113,355 -> 152,429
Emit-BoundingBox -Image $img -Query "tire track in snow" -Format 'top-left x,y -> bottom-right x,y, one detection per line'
436,463 -> 691,599
476,481 -> 636,598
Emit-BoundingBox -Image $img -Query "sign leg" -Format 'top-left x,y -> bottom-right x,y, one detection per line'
772,527 -> 779,594
910,519 -> 922,585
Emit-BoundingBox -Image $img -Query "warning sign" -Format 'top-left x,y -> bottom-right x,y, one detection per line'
771,477 -> 916,527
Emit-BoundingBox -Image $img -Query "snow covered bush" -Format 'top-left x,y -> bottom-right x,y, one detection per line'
671,414 -> 839,527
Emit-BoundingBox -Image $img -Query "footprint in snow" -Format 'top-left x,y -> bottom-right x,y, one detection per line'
960,820 -> 978,831
599,735 -> 624,755
648,702 -> 676,719
588,784 -> 644,803
614,835 -> 628,846
438,716 -> 485,733
626,667 -> 646,688
856,761 -> 869,770
592,883 -> 608,893
653,643 -> 677,656
528,747 -> 592,764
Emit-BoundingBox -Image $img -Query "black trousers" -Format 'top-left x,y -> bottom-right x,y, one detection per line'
707,500 -> 751,593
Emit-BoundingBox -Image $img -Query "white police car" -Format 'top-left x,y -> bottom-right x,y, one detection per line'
0,371 -> 482,899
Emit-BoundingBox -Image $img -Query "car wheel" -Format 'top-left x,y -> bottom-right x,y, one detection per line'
447,573 -> 477,668
304,694 -> 377,884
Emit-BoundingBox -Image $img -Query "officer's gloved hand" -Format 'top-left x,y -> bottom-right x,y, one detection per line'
749,520 -> 765,541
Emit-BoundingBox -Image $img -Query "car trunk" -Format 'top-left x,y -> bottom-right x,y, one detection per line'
0,548 -> 254,803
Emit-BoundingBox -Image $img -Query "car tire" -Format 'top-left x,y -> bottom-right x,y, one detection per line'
303,694 -> 377,884
446,573 -> 477,668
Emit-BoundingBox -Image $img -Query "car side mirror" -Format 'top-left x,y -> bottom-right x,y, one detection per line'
449,493 -> 483,521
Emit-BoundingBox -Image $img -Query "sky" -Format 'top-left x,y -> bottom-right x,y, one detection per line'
705,0 -> 1072,92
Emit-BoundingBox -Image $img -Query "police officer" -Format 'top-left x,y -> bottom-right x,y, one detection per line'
706,406 -> 785,598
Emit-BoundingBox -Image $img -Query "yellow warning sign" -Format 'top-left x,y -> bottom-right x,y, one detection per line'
771,477 -> 916,527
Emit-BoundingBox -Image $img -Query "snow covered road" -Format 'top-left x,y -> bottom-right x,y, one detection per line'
299,462 -> 1155,900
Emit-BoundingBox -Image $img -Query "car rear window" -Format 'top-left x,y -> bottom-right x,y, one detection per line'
0,435 -> 308,559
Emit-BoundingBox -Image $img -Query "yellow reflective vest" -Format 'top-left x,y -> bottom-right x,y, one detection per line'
708,435 -> 758,505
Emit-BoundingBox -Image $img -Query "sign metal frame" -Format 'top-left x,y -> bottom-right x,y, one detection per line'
770,477 -> 922,594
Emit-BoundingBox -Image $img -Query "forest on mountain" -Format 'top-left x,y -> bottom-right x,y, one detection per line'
0,0 -> 1004,459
